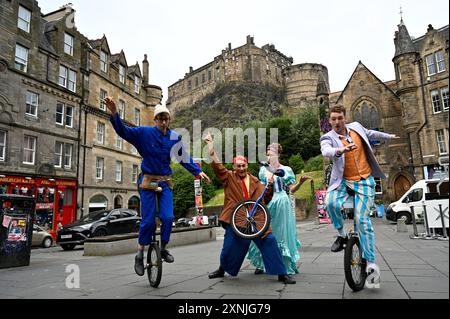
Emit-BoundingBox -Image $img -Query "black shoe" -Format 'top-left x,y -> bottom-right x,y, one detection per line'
278,274 -> 296,284
160,249 -> 174,263
134,254 -> 145,276
208,267 -> 225,279
254,268 -> 264,275
331,236 -> 348,252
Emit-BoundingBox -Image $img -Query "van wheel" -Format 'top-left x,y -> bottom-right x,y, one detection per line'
397,212 -> 412,224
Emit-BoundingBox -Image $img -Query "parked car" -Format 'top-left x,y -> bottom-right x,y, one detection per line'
386,178 -> 449,224
56,208 -> 141,250
175,217 -> 191,228
32,224 -> 53,248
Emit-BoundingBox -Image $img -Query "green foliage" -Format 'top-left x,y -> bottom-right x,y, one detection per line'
304,155 -> 324,172
288,154 -> 304,174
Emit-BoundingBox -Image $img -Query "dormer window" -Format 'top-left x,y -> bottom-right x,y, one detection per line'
64,33 -> 74,56
119,65 -> 126,84
100,50 -> 108,73
134,76 -> 140,94
18,6 -> 31,33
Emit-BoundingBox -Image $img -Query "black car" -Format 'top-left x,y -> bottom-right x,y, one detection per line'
175,217 -> 191,228
56,208 -> 140,250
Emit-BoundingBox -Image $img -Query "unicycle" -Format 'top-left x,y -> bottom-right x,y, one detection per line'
342,189 -> 367,292
230,162 -> 284,239
146,224 -> 162,288
137,173 -> 163,288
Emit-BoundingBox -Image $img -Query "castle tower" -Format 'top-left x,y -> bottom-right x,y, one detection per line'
392,19 -> 423,178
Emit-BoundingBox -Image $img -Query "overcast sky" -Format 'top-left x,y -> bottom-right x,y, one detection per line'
39,0 -> 449,105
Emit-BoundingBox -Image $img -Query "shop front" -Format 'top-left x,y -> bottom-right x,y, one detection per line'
0,175 -> 77,240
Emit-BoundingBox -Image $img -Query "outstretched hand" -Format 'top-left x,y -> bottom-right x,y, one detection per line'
198,172 -> 211,184
204,131 -> 213,145
104,96 -> 117,114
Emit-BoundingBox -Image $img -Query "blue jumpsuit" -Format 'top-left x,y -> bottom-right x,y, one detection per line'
110,113 -> 201,246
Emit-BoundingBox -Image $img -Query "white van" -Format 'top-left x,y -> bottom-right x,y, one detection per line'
385,178 -> 449,227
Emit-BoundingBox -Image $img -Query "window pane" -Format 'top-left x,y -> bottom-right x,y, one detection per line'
134,108 -> 140,126
68,70 -> 76,92
64,33 -> 74,55
65,105 -> 73,127
115,161 -> 122,182
100,90 -> 107,110
119,65 -> 125,83
15,45 -> 28,72
116,135 -> 123,149
96,157 -> 104,179
361,103 -> 370,127
54,141 -> 63,167
119,100 -> 125,119
436,130 -> 447,154
436,51 -> 446,73
64,144 -> 72,168
56,103 -> 64,125
426,54 -> 436,75
18,6 -> 31,32
97,123 -> 105,143
441,87 -> 449,111
0,130 -> 6,161
23,135 -> 36,164
370,107 -> 379,129
26,91 -> 38,116
100,51 -> 108,72
59,66 -> 67,87
431,89 -> 442,113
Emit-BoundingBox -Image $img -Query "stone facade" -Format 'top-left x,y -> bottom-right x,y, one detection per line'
329,21 -> 449,202
167,35 -> 329,112
0,1 -> 162,220
0,0 -> 82,182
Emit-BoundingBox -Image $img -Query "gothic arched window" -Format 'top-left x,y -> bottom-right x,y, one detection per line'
353,101 -> 380,130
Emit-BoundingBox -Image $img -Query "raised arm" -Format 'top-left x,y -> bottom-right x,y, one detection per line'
104,96 -> 142,146
204,131 -> 229,183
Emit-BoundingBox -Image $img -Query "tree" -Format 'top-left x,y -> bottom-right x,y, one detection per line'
288,154 -> 305,174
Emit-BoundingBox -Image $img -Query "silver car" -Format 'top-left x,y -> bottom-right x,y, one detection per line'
32,224 -> 53,248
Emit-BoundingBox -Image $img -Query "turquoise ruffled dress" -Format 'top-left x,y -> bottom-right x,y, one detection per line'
246,165 -> 301,274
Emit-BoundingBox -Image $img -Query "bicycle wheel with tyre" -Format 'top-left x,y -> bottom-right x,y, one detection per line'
147,243 -> 162,288
230,200 -> 270,240
344,235 -> 367,292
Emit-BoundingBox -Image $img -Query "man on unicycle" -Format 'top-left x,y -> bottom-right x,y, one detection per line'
104,97 -> 211,276
204,132 -> 295,284
320,105 -> 398,287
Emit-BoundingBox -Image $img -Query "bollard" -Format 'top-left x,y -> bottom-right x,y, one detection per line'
397,216 -> 408,232
409,206 -> 421,239
437,204 -> 449,241
421,204 -> 434,240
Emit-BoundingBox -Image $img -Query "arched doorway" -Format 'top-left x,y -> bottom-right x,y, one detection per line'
89,194 -> 108,213
128,196 -> 140,214
114,195 -> 123,209
394,175 -> 412,201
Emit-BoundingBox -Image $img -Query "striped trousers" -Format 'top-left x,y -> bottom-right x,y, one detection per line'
325,176 -> 376,263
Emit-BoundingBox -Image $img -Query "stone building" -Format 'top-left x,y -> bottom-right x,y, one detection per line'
329,20 -> 449,202
0,1 -> 162,235
167,35 -> 330,113
0,1 -> 84,237
80,35 -> 162,214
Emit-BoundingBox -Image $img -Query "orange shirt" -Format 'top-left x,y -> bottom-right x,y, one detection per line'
340,130 -> 372,181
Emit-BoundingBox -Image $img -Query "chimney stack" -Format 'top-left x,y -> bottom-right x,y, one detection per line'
142,54 -> 149,85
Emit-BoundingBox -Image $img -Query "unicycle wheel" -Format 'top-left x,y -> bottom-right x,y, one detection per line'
230,200 -> 270,240
147,243 -> 162,288
344,236 -> 367,292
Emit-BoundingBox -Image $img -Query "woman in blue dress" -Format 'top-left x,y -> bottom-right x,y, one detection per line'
247,143 -> 301,275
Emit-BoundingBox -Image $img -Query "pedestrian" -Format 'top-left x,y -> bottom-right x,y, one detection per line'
104,97 -> 211,276
204,132 -> 296,284
320,105 -> 398,284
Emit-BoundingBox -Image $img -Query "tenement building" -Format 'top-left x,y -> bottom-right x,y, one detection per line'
0,1 -> 162,239
329,20 -> 449,202
166,35 -> 330,113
